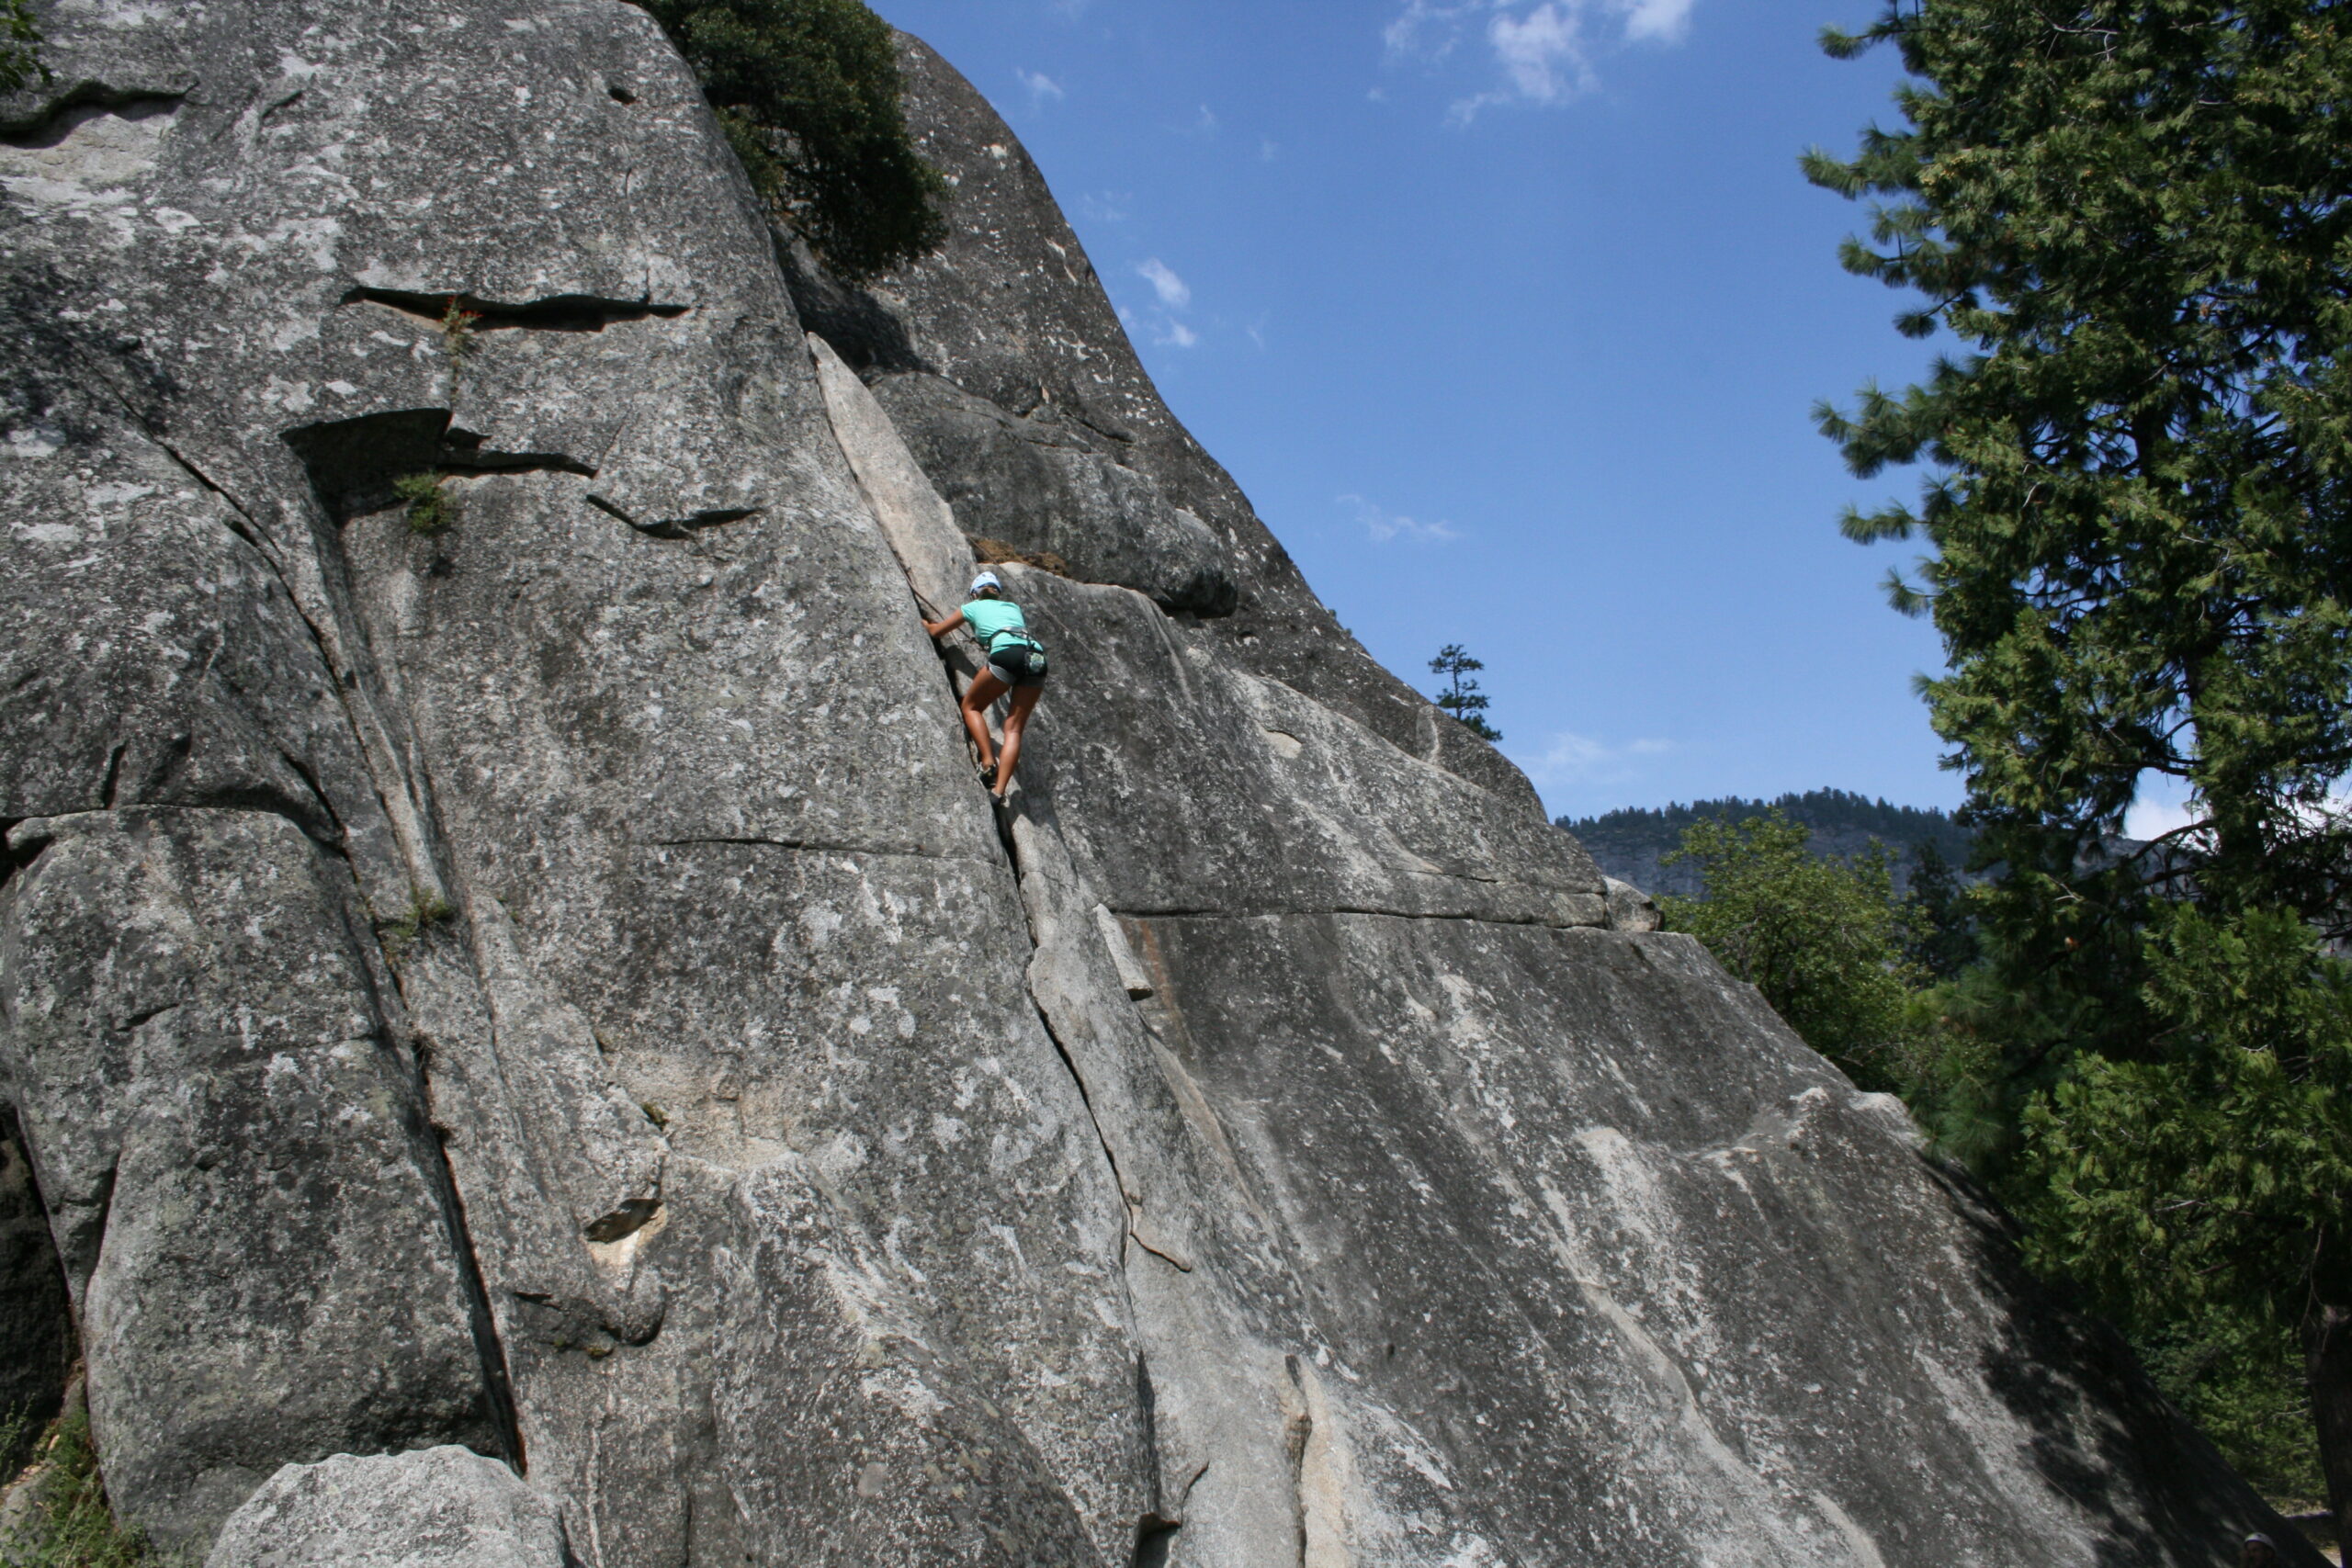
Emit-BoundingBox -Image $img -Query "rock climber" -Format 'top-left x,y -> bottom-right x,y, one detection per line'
2241,1532 -> 2278,1567
924,570 -> 1048,802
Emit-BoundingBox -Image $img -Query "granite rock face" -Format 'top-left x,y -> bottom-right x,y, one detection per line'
0,3 -> 2316,1565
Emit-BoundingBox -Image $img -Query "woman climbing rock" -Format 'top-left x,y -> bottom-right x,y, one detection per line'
924,570 -> 1048,802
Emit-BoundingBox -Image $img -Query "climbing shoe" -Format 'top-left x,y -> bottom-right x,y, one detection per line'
978,761 -> 998,788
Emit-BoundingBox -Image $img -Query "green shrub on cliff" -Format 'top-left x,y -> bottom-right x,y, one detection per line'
635,0 -> 947,283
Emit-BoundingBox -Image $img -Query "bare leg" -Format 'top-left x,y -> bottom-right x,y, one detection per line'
993,685 -> 1045,799
961,669 -> 1009,771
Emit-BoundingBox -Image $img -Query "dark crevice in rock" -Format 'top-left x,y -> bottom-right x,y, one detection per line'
582,1198 -> 659,1246
282,410 -> 596,525
256,89 -> 303,127
341,287 -> 688,334
1130,1513 -> 1179,1568
422,1115 -> 527,1474
0,818 -> 36,899
0,91 -> 182,144
583,495 -> 758,541
440,427 -> 595,479
97,742 -> 126,809
0,1103 -> 77,1475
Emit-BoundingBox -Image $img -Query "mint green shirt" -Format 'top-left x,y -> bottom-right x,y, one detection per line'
961,599 -> 1035,652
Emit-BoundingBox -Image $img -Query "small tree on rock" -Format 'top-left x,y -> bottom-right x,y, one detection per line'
1429,644 -> 1500,741
635,0 -> 947,283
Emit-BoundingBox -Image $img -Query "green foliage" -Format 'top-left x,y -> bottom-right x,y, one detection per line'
2020,906 -> 2352,1326
2141,1307 -> 2327,1506
1807,0 -> 2352,932
1659,811 -> 1928,1089
0,1411 -> 153,1568
635,0 -> 947,283
1427,644 -> 1501,741
392,473 -> 452,536
437,297 -> 480,398
0,0 -> 46,96
377,885 -> 458,956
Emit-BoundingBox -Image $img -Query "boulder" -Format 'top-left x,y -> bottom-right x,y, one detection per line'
203,1447 -> 566,1568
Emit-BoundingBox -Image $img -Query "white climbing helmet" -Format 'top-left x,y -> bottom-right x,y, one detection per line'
969,570 -> 1002,594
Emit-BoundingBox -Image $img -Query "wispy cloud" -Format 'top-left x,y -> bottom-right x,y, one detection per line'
1157,321 -> 1200,349
1387,0 -> 1698,120
1082,189 -> 1135,223
1519,729 -> 1674,791
1136,257 -> 1191,308
1016,69 -> 1065,109
1340,493 -> 1458,544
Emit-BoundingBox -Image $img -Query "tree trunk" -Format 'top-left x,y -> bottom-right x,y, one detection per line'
2305,1303 -> 2352,1557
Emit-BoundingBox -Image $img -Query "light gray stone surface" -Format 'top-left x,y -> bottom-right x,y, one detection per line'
204,1446 -> 568,1568
0,2 -> 2322,1566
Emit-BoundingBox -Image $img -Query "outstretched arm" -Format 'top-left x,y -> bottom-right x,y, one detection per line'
923,608 -> 965,640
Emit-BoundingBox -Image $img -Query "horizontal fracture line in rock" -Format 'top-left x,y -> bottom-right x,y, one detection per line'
1114,904 -> 1598,928
641,835 -> 997,865
341,286 -> 690,333
583,495 -> 761,539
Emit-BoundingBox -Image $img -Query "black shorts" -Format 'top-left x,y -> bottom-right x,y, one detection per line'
986,642 -> 1048,688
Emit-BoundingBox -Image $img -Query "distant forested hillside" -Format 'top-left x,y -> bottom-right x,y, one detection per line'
1557,789 -> 1976,898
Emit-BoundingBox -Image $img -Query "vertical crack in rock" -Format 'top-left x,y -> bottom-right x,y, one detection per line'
0,1101 -> 77,1461
156,437 -> 533,1475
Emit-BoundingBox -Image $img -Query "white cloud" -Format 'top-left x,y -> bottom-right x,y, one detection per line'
1016,69 -> 1065,109
1154,320 -> 1199,349
1619,0 -> 1695,42
1487,3 -> 1589,105
1340,493 -> 1458,544
1518,730 -> 1673,790
1388,0 -> 1698,118
1385,0 -> 1478,58
1136,257 -> 1191,308
2124,794 -> 2203,842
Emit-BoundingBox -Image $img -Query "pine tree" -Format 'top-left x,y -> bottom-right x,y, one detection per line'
1428,644 -> 1501,741
1903,840 -> 1980,980
1812,0 -> 2352,1533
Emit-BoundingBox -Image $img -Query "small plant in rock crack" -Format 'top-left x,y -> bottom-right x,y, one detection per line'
393,472 -> 453,535
438,295 -> 482,396
0,1408 -> 159,1567
377,885 -> 458,959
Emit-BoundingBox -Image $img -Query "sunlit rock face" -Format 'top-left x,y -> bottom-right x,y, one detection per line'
0,5 -> 2309,1565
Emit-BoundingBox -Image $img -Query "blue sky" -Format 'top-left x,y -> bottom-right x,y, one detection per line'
872,0 -> 1969,821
